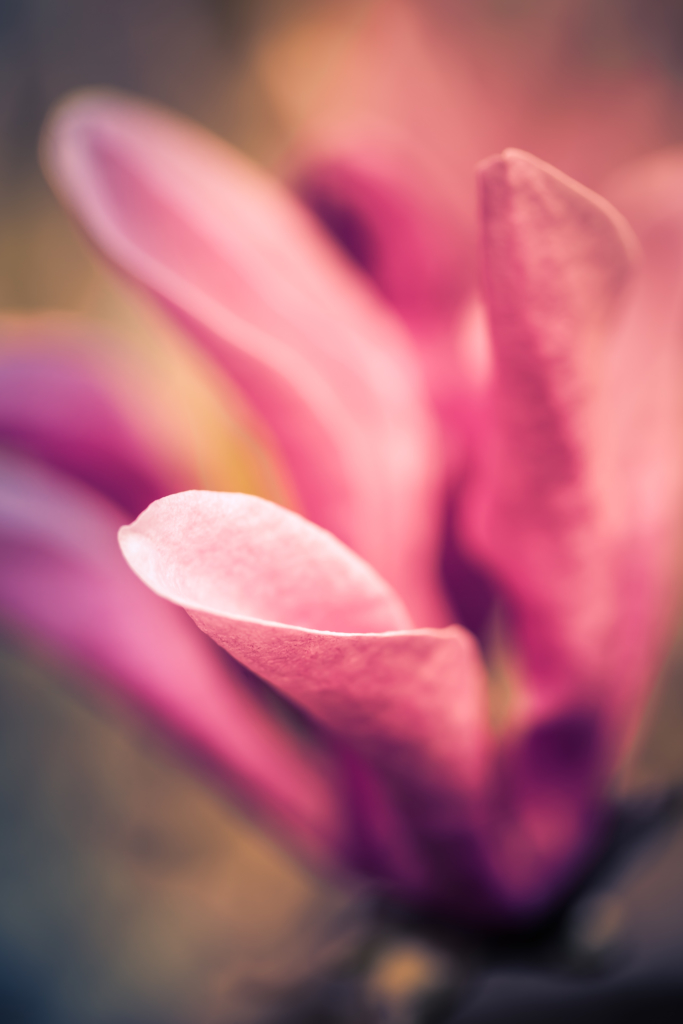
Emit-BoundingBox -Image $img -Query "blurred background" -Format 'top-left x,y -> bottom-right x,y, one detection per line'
4,2 -> 683,1021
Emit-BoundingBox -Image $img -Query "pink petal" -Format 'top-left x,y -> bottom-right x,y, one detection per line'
0,451 -> 347,863
43,90 -> 448,627
463,149 -> 639,702
0,333 -> 189,516
121,490 -> 624,919
120,489 -> 412,634
444,152 -> 654,908
120,491 -> 493,908
444,150 -> 683,917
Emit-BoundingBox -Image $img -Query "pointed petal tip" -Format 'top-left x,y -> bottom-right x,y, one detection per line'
476,148 -> 549,187
477,148 -> 640,267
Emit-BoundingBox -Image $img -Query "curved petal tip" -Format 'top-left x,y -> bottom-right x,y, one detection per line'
120,491 -> 413,635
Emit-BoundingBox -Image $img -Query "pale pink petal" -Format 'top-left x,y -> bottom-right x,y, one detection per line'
120,491 -> 494,909
0,451 -> 347,863
120,489 -> 412,634
0,339 -> 187,516
43,90 -> 448,627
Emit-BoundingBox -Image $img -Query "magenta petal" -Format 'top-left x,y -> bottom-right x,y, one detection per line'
464,149 -> 639,698
43,90 -> 448,627
0,337 -> 188,516
0,452 -> 347,862
120,491 -> 493,903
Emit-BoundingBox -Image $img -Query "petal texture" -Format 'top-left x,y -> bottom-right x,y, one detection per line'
120,491 -> 493,907
443,151 -> 658,913
43,90 -> 447,626
448,150 -> 683,917
464,149 -> 639,702
0,452 -> 346,862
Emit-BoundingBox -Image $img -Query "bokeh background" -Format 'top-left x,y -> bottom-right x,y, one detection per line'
4,2 -> 683,1021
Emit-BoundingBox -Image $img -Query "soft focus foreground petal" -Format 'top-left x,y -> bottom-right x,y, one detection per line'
43,90 -> 448,627
0,451 -> 346,863
120,492 -> 494,910
465,149 -> 638,701
0,334 -> 188,516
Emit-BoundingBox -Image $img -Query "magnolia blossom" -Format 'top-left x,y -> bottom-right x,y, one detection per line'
32,90 -> 683,924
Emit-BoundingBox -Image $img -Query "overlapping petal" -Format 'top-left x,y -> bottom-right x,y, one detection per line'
464,147 -> 683,755
464,150 -> 639,697
449,151 -> 683,900
120,491 -> 493,906
43,90 -> 448,626
119,490 -> 622,920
